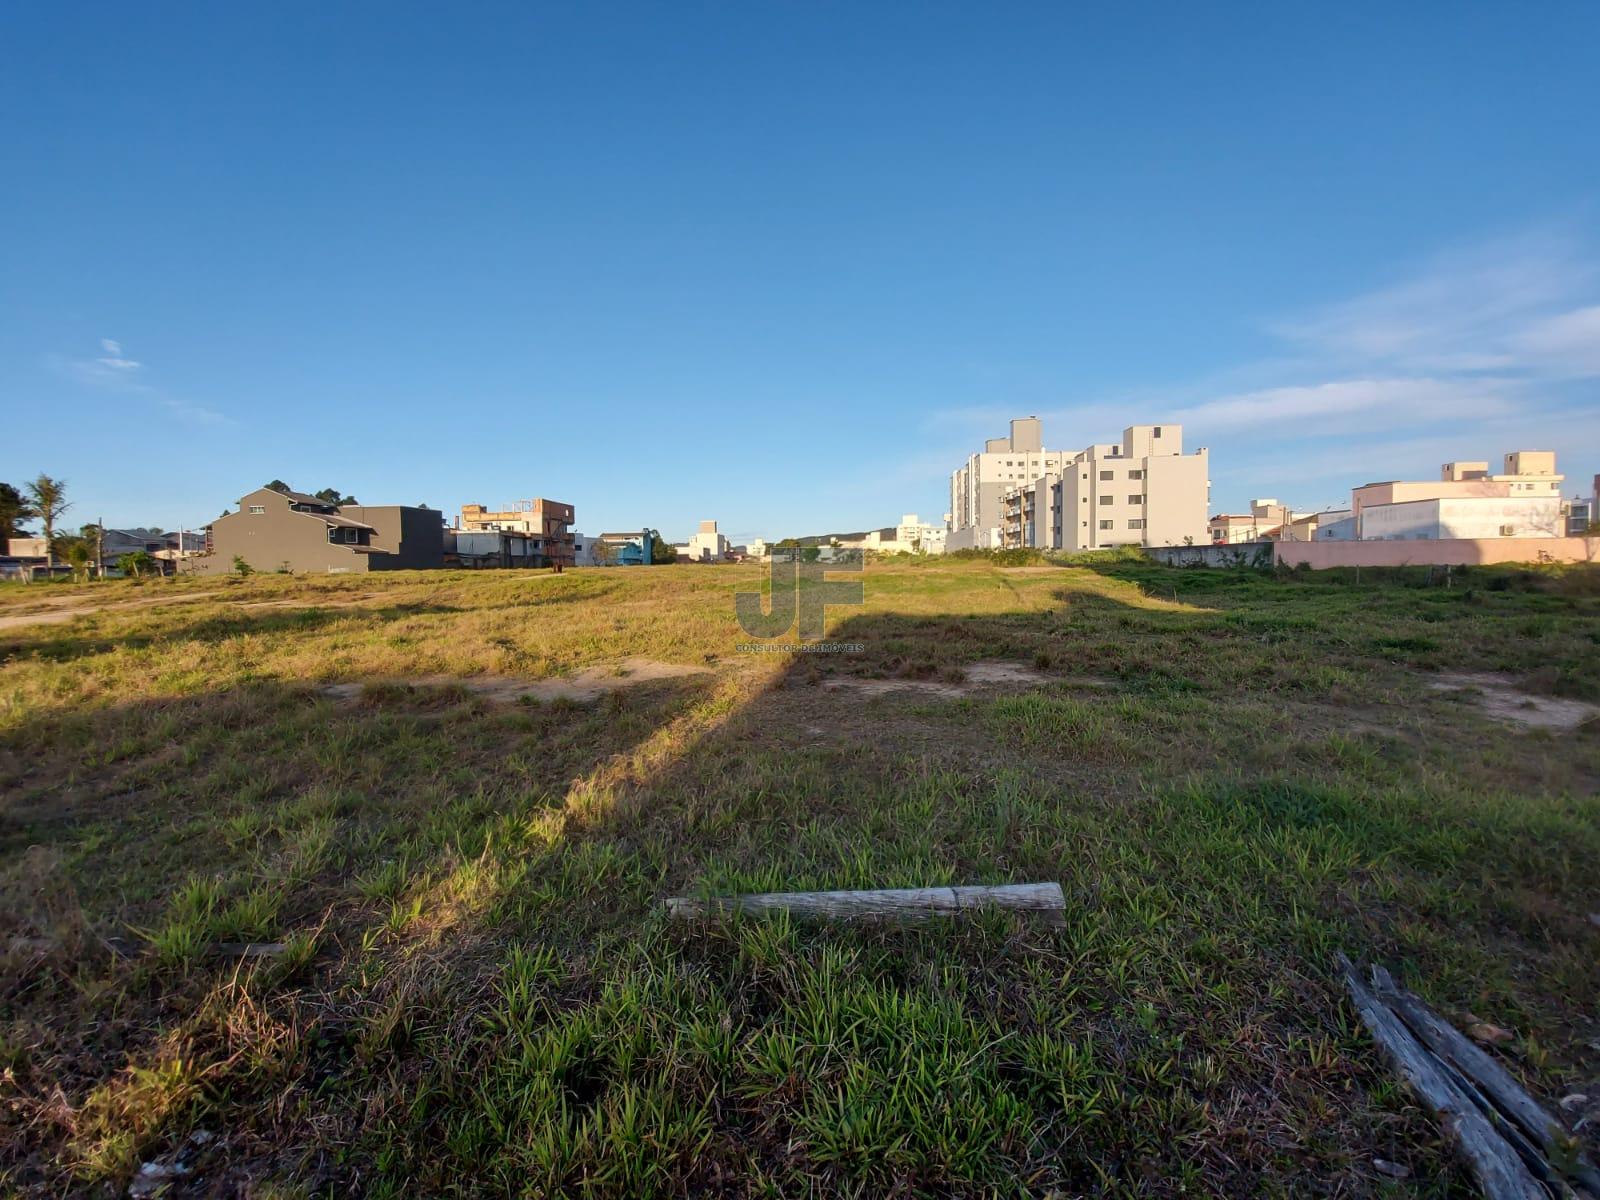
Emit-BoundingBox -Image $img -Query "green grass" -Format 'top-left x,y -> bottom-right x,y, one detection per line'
1,559 -> 1598,1195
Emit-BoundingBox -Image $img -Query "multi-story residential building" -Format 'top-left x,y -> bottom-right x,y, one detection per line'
967,421 -> 1209,551
948,418 -> 1073,550
195,487 -> 444,573
1317,450 -> 1567,541
459,499 -> 576,566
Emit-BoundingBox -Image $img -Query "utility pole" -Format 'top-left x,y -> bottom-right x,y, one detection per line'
95,517 -> 104,580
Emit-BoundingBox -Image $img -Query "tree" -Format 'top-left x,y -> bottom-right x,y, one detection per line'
25,475 -> 69,567
65,540 -> 92,580
264,480 -> 291,494
119,550 -> 156,578
648,534 -> 676,564
0,482 -> 37,542
315,487 -> 358,505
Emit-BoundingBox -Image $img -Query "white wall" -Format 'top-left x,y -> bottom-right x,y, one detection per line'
1361,497 -> 1563,540
1439,496 -> 1562,539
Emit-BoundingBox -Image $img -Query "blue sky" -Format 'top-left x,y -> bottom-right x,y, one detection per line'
3,2 -> 1597,543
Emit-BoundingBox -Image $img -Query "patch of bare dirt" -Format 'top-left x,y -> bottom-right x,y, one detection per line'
821,660 -> 1113,700
321,657 -> 713,705
1428,672 -> 1600,731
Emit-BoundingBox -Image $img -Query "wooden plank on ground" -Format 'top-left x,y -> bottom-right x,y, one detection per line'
1370,964 -> 1600,1195
664,882 -> 1066,924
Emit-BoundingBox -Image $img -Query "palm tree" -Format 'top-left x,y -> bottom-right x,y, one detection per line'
25,475 -> 69,567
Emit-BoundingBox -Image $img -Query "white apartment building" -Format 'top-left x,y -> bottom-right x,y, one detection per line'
685,519 -> 730,562
891,513 -> 946,554
952,421 -> 1210,551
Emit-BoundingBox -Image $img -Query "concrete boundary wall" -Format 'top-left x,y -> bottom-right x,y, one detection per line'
1145,544 -> 1274,568
1274,537 -> 1599,569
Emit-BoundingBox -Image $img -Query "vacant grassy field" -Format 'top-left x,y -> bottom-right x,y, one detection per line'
2,557 -> 1598,1197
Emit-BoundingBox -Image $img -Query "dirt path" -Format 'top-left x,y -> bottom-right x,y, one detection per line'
0,590 -> 222,632
0,589 -> 381,633
322,657 -> 714,705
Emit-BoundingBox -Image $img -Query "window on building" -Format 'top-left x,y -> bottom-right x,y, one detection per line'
1099,519 -> 1113,530
1128,494 -> 1144,505
1154,426 -> 1163,437
1099,470 -> 1113,480
1129,470 -> 1143,480
248,505 -> 265,514
1499,524 -> 1515,536
1099,495 -> 1112,505
1128,519 -> 1144,529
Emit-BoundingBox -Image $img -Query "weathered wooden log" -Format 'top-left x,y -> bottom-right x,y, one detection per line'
1336,953 -> 1544,1200
1371,964 -> 1600,1194
665,882 -> 1066,924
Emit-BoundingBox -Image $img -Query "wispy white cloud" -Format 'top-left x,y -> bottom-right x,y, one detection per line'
1168,376 -> 1512,432
1511,304 -> 1600,376
1274,228 -> 1600,380
95,337 -> 141,371
54,338 -> 230,426
58,336 -> 146,382
158,397 -> 229,426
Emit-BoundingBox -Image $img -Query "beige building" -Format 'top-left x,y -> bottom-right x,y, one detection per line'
1442,451 -> 1564,495
1208,498 -> 1312,544
967,422 -> 1209,551
459,499 -> 575,567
